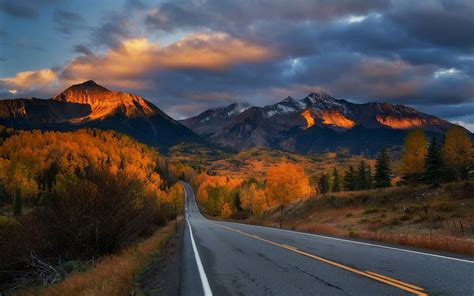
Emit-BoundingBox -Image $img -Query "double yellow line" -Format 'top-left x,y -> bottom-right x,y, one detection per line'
211,222 -> 427,296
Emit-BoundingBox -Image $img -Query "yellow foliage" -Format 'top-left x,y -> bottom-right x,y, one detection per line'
265,162 -> 312,207
442,126 -> 472,173
401,129 -> 427,175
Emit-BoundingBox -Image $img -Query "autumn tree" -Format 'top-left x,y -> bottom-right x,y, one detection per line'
401,129 -> 427,184
374,149 -> 391,188
332,168 -> 341,192
13,190 -> 22,216
424,137 -> 444,185
442,126 -> 472,181
318,173 -> 330,194
165,183 -> 184,231
343,166 -> 356,191
265,163 -> 311,228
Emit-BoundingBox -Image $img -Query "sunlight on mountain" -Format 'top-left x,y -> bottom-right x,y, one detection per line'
318,110 -> 355,129
301,109 -> 315,129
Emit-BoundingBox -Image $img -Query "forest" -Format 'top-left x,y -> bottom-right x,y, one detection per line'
192,126 -> 474,221
0,127 -> 192,292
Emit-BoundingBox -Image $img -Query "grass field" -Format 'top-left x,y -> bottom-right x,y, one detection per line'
247,182 -> 474,255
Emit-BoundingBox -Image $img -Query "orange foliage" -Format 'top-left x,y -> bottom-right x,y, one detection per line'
0,129 -> 167,201
265,163 -> 312,207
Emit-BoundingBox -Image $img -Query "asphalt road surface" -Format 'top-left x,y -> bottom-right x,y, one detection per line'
179,182 -> 474,296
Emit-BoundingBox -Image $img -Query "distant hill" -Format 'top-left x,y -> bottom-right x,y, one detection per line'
0,80 -> 202,150
181,91 -> 466,155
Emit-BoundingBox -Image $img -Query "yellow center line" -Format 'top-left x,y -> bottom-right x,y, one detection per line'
210,222 -> 428,296
365,271 -> 424,291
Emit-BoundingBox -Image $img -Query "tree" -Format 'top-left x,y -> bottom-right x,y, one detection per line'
442,126 -> 472,181
332,168 -> 341,192
356,160 -> 370,190
366,165 -> 373,189
318,173 -> 330,194
13,190 -> 22,216
401,129 -> 427,184
343,166 -> 356,191
166,183 -> 184,231
424,137 -> 444,185
265,163 -> 311,228
374,149 -> 391,188
468,150 -> 474,180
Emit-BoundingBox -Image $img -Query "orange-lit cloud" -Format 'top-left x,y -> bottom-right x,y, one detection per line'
60,32 -> 276,90
0,69 -> 58,94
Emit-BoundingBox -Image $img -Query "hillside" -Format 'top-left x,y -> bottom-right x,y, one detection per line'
181,92 -> 464,155
0,81 -> 202,150
246,182 -> 474,255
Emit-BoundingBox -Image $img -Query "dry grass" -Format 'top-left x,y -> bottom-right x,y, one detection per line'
250,182 -> 474,256
17,219 -> 179,296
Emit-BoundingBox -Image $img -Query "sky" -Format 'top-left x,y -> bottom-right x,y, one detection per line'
0,0 -> 473,131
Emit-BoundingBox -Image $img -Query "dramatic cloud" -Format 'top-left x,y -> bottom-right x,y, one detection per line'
1,0 -> 473,130
60,32 -> 276,89
0,69 -> 58,96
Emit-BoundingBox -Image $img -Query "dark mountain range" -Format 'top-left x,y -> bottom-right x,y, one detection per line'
0,80 -> 201,149
181,92 -> 466,155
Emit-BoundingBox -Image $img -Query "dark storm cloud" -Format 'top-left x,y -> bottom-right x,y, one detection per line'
53,9 -> 87,35
0,0 -> 57,19
388,0 -> 474,50
145,0 -> 390,33
73,44 -> 93,56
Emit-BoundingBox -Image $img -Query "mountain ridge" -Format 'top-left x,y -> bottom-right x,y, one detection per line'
0,81 -> 201,150
181,92 -> 463,154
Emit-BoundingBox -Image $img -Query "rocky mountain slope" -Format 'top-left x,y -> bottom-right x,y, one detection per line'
181,91 -> 461,154
0,81 -> 200,149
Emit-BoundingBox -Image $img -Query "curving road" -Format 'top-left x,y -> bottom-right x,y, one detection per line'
179,182 -> 474,296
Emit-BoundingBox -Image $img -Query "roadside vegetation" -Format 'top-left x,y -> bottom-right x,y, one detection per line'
192,126 -> 474,254
17,220 -> 179,296
0,127 -> 187,294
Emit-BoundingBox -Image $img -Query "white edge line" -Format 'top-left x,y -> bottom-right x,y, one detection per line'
221,221 -> 474,264
188,216 -> 213,296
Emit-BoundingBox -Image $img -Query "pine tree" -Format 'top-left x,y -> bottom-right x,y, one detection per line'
13,191 -> 22,216
318,173 -> 330,194
374,149 -> 391,188
424,137 -> 444,185
367,165 -> 373,189
332,168 -> 341,192
468,153 -> 474,180
343,166 -> 356,191
356,160 -> 370,190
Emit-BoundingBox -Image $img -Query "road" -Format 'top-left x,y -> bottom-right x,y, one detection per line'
179,182 -> 474,295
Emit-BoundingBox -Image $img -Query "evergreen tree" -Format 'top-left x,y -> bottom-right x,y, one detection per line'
424,137 -> 444,185
367,165 -> 373,189
13,191 -> 22,216
356,160 -> 370,190
374,149 -> 391,188
468,153 -> 474,180
318,173 -> 330,194
332,168 -> 341,192
343,166 -> 356,191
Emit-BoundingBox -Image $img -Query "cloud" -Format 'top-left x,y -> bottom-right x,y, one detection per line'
0,0 -> 57,19
53,9 -> 87,35
0,69 -> 58,97
60,32 -> 276,89
73,44 -> 93,56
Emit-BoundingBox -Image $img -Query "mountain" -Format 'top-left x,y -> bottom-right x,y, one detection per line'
181,91 -> 463,155
0,80 -> 201,149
